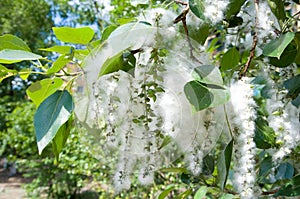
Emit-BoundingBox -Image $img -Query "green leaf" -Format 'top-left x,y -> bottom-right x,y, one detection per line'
275,162 -> 294,181
158,185 -> 175,199
263,32 -> 295,59
192,65 -> 224,85
39,46 -> 72,54
269,41 -> 297,67
254,117 -> 276,149
0,64 -> 18,82
176,188 -> 193,199
275,175 -> 300,196
0,34 -> 31,51
184,80 -> 213,111
53,26 -> 95,44
284,75 -> 300,100
116,17 -> 137,25
189,0 -> 205,20
101,25 -> 118,43
202,154 -> 215,175
34,90 -> 73,154
225,0 -> 247,19
220,47 -> 240,70
219,193 -> 235,199
19,68 -> 31,80
47,54 -> 70,74
0,49 -> 42,64
217,139 -> 233,189
185,23 -> 210,45
194,186 -> 208,199
160,167 -> 188,173
26,78 -> 64,108
52,117 -> 72,162
267,0 -> 286,21
99,50 -> 136,76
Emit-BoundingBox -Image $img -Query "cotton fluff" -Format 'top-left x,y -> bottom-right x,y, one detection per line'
203,0 -> 229,24
229,77 -> 258,199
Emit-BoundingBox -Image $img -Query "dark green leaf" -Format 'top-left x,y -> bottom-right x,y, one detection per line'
202,154 -> 215,175
53,26 -> 95,44
220,47 -> 240,70
263,32 -> 295,59
189,0 -> 205,20
217,139 -> 233,189
269,41 -> 297,67
0,49 -> 42,64
52,117 -> 72,162
258,156 -> 275,184
0,34 -> 31,51
284,75 -> 300,99
225,0 -> 247,19
275,162 -> 294,181
184,80 -> 213,111
275,175 -> 300,196
267,0 -> 286,21
254,117 -> 276,149
34,90 -> 74,154
158,185 -> 175,199
186,23 -> 210,45
26,77 -> 64,108
192,65 -> 223,84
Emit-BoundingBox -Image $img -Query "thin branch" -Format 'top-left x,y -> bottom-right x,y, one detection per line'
239,0 -> 259,78
173,3 -> 202,64
173,0 -> 188,6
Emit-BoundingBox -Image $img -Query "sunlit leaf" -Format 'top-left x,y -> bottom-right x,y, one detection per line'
39,46 -> 72,54
0,64 -> 18,82
158,185 -> 175,199
194,186 -> 208,199
19,68 -> 31,80
26,77 -> 64,107
101,25 -> 118,43
0,34 -> 31,51
53,26 -> 95,44
0,49 -> 42,64
47,54 -> 70,74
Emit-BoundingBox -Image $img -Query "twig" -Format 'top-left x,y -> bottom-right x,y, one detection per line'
173,2 -> 202,64
261,189 -> 279,195
239,0 -> 259,78
173,0 -> 188,6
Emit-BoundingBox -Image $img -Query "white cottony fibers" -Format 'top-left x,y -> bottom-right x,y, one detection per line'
229,77 -> 257,199
203,0 -> 229,24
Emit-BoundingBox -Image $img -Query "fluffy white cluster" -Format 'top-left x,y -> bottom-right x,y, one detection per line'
203,0 -> 229,24
265,66 -> 300,164
229,77 -> 257,199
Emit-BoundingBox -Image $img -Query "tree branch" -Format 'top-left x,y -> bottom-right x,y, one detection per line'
239,0 -> 259,78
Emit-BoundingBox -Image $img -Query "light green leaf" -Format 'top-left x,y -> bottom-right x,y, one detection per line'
263,32 -> 295,59
74,49 -> 89,60
99,50 -> 136,76
0,34 -> 31,51
192,65 -> 224,85
47,55 -> 70,74
52,117 -> 72,162
34,90 -> 74,154
0,49 -> 42,64
177,188 -> 193,199
26,78 -> 64,108
53,26 -> 95,44
220,47 -> 240,70
116,17 -> 137,25
219,193 -> 235,199
39,46 -> 72,54
101,25 -> 118,43
194,186 -> 208,199
19,68 -> 31,80
158,185 -> 175,199
189,0 -> 205,20
0,64 -> 18,82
